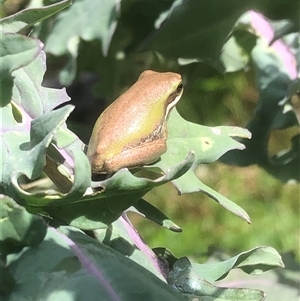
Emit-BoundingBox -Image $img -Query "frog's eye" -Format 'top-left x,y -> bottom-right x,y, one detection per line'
176,82 -> 183,95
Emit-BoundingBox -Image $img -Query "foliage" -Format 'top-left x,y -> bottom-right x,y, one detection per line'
0,0 -> 299,300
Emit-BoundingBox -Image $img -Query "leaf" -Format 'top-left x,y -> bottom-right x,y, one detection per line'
153,109 -> 252,223
0,259 -> 15,295
44,0 -> 120,84
141,0 -> 253,63
216,252 -> 300,301
12,148 -> 91,204
128,199 -> 182,232
45,0 -> 119,55
267,134 -> 300,181
168,257 -> 266,300
221,35 -> 250,72
94,214 -> 169,281
1,105 -> 75,190
0,0 -> 72,34
221,11 -> 300,182
166,109 -> 251,166
17,153 -> 194,229
1,104 -> 89,205
12,50 -> 71,118
0,46 -> 88,206
6,226 -> 186,301
0,33 -> 42,107
0,195 -> 47,257
190,247 -> 284,283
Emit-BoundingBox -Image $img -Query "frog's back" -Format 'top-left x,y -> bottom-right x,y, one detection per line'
87,70 -> 182,172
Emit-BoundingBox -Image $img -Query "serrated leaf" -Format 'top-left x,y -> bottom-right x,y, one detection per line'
12,50 -> 70,118
191,247 -> 284,283
6,226 -> 185,301
1,105 -> 74,192
0,33 -> 42,107
176,174 -> 251,223
1,104 -> 88,205
0,0 -> 72,34
0,47 -> 87,207
166,109 -> 251,166
168,257 -> 265,300
128,199 -> 182,232
30,104 -> 74,146
0,195 -> 47,257
153,109 -> 251,222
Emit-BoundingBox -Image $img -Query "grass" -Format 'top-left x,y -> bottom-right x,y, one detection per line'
131,162 -> 299,261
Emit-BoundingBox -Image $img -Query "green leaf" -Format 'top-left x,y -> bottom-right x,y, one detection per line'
0,0 -> 72,34
178,176 -> 251,223
221,11 -> 299,182
216,252 -> 299,301
1,47 -> 72,190
11,50 -> 71,118
44,0 -> 120,84
191,246 -> 284,282
0,33 -> 42,107
45,0 -> 119,55
94,214 -> 168,281
168,257 -> 266,300
0,47 -> 86,206
0,259 -> 15,295
42,197 -> 119,230
1,105 -> 74,190
167,109 -> 252,166
154,109 -> 252,223
6,226 -> 186,301
12,149 -> 91,206
0,195 -> 47,257
129,199 -> 182,232
18,153 -> 194,229
92,152 -> 193,213
30,103 -> 74,144
221,36 -> 250,72
141,0 -> 253,63
267,134 -> 300,181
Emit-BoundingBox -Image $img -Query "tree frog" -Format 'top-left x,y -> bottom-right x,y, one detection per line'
87,70 -> 183,174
